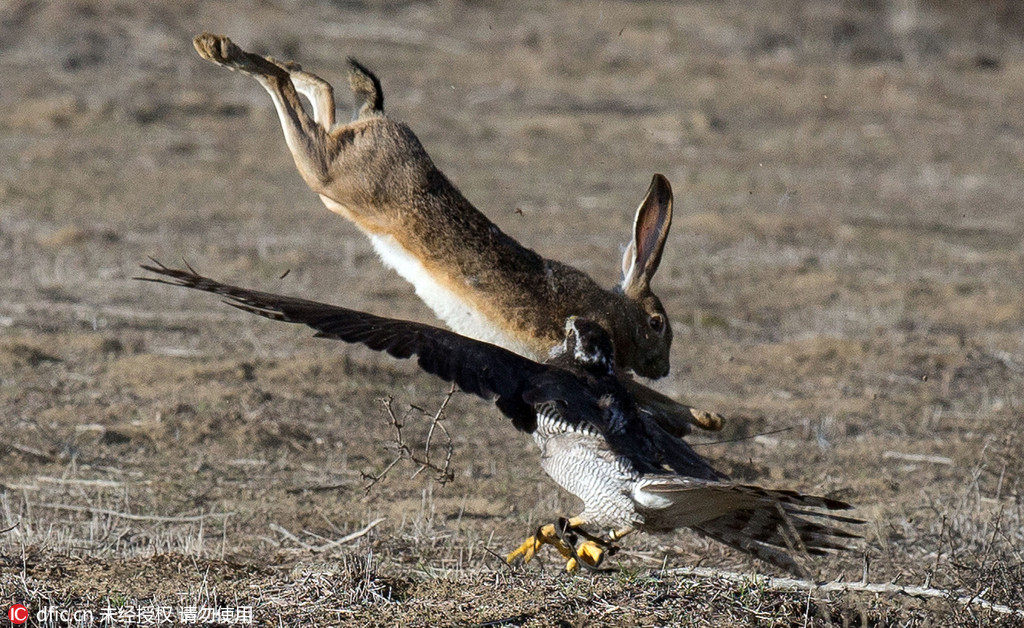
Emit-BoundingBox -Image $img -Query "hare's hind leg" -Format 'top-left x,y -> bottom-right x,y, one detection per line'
193,33 -> 294,88
193,33 -> 334,184
287,63 -> 336,129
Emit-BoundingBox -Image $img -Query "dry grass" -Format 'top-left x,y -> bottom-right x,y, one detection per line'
1,0 -> 1023,625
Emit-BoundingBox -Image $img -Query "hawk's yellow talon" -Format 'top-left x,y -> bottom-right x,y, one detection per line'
506,532 -> 543,564
506,523 -> 573,565
565,540 -> 605,572
578,540 -> 605,566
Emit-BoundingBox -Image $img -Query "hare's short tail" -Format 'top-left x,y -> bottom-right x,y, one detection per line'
347,58 -> 384,120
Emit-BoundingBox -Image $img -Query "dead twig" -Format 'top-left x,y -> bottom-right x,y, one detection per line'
36,476 -> 148,488
480,544 -> 515,572
269,522 -> 314,550
9,443 -> 55,463
34,503 -> 232,523
664,566 -> 1024,618
286,481 -> 355,494
272,518 -> 385,552
882,451 -> 954,466
362,387 -> 457,493
692,427 -> 793,447
312,518 -> 385,551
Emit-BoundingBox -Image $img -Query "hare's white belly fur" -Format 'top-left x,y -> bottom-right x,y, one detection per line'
367,233 -> 538,359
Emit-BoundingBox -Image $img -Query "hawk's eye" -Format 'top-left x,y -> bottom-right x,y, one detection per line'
648,314 -> 665,333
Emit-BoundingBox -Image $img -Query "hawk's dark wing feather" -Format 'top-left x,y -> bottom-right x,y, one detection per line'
138,261 -> 587,433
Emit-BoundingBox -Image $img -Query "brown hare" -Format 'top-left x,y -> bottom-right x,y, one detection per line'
192,33 -> 721,434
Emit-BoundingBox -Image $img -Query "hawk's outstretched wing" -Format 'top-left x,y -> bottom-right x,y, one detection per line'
138,261 -> 596,433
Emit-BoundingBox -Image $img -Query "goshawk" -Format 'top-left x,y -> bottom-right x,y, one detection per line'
139,261 -> 860,574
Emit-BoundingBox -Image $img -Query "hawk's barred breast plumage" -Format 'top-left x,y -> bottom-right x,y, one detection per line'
139,261 -> 861,574
532,400 -> 644,531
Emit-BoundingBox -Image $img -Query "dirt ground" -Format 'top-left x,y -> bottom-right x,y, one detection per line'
1,0 -> 1023,626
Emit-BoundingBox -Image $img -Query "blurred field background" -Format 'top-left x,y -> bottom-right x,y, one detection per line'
1,0 -> 1022,625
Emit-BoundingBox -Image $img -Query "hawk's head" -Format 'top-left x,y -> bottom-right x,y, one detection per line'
563,317 -> 616,375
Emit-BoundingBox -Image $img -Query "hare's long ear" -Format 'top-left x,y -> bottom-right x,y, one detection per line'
621,174 -> 673,295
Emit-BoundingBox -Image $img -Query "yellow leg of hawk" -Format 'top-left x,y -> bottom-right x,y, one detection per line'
507,520 -> 636,572
506,517 -> 583,566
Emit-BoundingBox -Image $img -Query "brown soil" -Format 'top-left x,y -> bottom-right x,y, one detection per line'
1,1 -> 1022,625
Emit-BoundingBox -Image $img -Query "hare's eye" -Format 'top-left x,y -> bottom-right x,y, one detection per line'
648,314 -> 665,333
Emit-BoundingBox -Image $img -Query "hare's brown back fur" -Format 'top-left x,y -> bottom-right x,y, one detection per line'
316,115 -> 643,362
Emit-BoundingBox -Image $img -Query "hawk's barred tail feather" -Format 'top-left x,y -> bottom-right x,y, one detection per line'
636,477 -> 861,576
